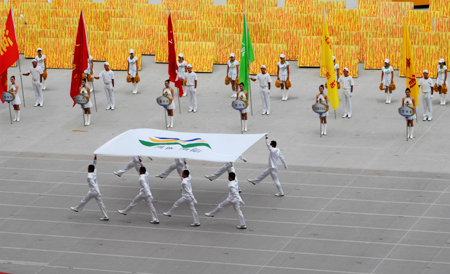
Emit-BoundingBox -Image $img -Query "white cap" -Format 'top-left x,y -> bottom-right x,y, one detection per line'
178,53 -> 183,57
230,53 -> 235,57
261,65 -> 266,69
280,54 -> 285,58
104,62 -> 109,66
332,56 -> 336,60
423,70 -> 429,73
384,59 -> 390,63
439,58 -> 445,63
187,64 -> 192,68
129,49 -> 134,54
32,59 -> 37,62
343,67 -> 349,72
37,48 -> 42,51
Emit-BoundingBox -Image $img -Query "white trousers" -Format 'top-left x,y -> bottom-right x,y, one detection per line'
260,88 -> 270,112
167,196 -> 199,223
252,168 -> 284,194
422,93 -> 432,118
116,161 -> 141,176
75,191 -> 108,218
187,86 -> 197,110
32,81 -> 43,105
159,162 -> 184,178
104,84 -> 115,107
210,165 -> 230,180
123,193 -> 158,221
342,89 -> 352,116
210,199 -> 246,226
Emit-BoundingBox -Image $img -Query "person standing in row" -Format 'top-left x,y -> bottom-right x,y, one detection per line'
315,85 -> 328,136
338,68 -> 354,119
127,49 -> 139,94
205,172 -> 246,229
84,55 -> 95,92
164,79 -> 175,128
114,156 -> 144,177
277,54 -> 290,101
177,53 -> 187,97
163,170 -> 200,227
227,53 -> 239,98
35,48 -> 47,90
155,158 -> 187,179
251,65 -> 271,115
94,62 -> 115,110
381,59 -> 394,104
437,59 -> 447,105
333,56 -> 339,80
237,82 -> 249,132
118,166 -> 160,224
22,59 -> 44,107
401,88 -> 416,139
80,78 -> 92,126
248,134 -> 287,197
9,76 -> 21,122
419,70 -> 433,121
185,64 -> 198,113
70,155 -> 109,221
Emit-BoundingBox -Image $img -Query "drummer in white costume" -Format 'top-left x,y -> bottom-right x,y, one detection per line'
250,65 -> 272,115
177,53 -> 187,97
419,70 -> 434,121
163,79 -> 175,128
35,48 -> 47,90
277,54 -> 290,101
94,62 -> 115,110
79,78 -> 93,126
338,68 -> 355,118
127,49 -> 139,94
315,84 -> 329,135
185,64 -> 198,113
84,55 -> 94,91
22,59 -> 44,107
400,88 -> 416,139
437,59 -> 448,105
237,82 -> 249,132
227,53 -> 239,98
381,59 -> 394,104
9,76 -> 21,122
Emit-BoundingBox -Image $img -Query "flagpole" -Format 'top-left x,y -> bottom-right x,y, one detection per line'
17,59 -> 25,107
8,102 -> 13,124
92,80 -> 97,112
245,8 -> 253,116
177,87 -> 181,114
404,9 -> 417,123
164,107 -> 168,129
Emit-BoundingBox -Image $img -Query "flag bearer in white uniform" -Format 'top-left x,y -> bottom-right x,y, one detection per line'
227,53 -> 239,98
84,55 -> 94,91
419,70 -> 434,121
127,49 -> 139,94
251,65 -> 271,115
70,155 -> 109,221
315,85 -> 329,136
237,82 -> 249,132
333,56 -> 339,80
381,59 -> 394,104
205,172 -> 247,229
400,88 -> 416,139
114,156 -> 146,177
163,170 -> 200,227
22,59 -> 43,107
177,53 -> 187,97
164,79 -> 175,128
277,54 -> 290,101
9,76 -> 21,122
35,48 -> 47,90
155,158 -> 187,179
80,78 -> 93,126
205,155 -> 247,193
94,62 -> 115,110
338,68 -> 355,118
248,134 -> 287,196
118,166 -> 160,224
185,64 -> 198,112
437,59 -> 448,105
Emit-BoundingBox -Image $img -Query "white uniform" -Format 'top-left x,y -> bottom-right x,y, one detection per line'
238,91 -> 248,114
10,84 -> 21,105
121,172 -> 159,221
73,160 -> 109,218
80,86 -> 93,108
209,180 -> 246,226
255,72 -> 271,113
185,71 -> 198,111
164,87 -> 175,110
177,60 -> 187,80
318,93 -> 328,117
157,158 -> 187,178
381,65 -> 394,89
404,97 -> 416,120
35,54 -> 46,70
338,75 -> 355,117
127,56 -> 138,78
84,55 -> 94,75
167,175 -> 200,224
99,69 -> 115,108
334,63 -> 339,80
277,61 -> 289,82
419,77 -> 433,119
227,60 -> 239,80
116,156 -> 142,176
28,66 -> 43,105
437,65 -> 448,86
250,139 -> 287,195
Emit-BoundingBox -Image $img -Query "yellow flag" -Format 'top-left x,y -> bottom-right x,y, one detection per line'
321,10 -> 339,110
402,18 -> 419,105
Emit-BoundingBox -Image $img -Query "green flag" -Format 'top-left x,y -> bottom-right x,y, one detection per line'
238,14 -> 254,92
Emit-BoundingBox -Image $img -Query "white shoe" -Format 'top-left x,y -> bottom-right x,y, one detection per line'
13,118 -> 17,122
106,106 -> 111,110
100,217 -> 109,221
132,90 -> 137,94
190,223 -> 201,227
163,212 -> 171,217
70,207 -> 78,212
262,111 -> 266,115
204,175 -> 212,181
155,174 -> 165,178
188,108 -> 193,113
423,117 -> 427,121
205,212 -> 214,217
348,115 -> 351,119
428,117 -> 432,121
34,103 -> 39,107
150,220 -> 160,224
275,192 -> 285,197
193,109 -> 197,113
237,225 -> 247,229
342,114 -> 347,118
111,106 -> 115,110
247,179 -> 256,185
183,93 -> 187,97
266,111 -> 270,115
40,103 -> 43,107
113,171 -> 121,177
117,210 -> 127,215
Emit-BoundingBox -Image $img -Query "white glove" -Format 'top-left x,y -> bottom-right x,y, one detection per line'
265,133 -> 268,138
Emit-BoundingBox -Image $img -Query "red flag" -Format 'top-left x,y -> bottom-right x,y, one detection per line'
70,10 -> 89,107
168,11 -> 183,97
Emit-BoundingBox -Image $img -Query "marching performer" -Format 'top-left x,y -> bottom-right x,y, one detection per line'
22,59 -> 44,107
84,55 -> 94,92
277,54 -> 290,101
163,79 -> 175,128
177,53 -> 187,97
315,85 -> 329,135
35,48 -> 47,90
227,53 -> 239,98
80,78 -> 92,126
248,134 -> 287,197
400,88 -> 416,139
338,68 -> 354,118
250,65 -> 271,115
127,49 -> 139,94
70,155 -> 109,221
205,172 -> 247,229
155,158 -> 187,179
419,70 -> 434,121
237,82 -> 249,132
333,56 -> 339,80
185,64 -> 198,113
9,76 -> 21,122
163,170 -> 200,227
204,155 -> 247,193
113,156 -> 145,177
437,59 -> 448,105
118,166 -> 160,224
94,62 -> 115,110
381,59 -> 394,104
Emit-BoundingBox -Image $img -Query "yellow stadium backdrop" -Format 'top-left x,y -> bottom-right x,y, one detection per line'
379,2 -> 414,25
90,9 -> 123,31
213,33 -> 241,64
247,22 -> 272,44
250,44 -> 286,75
202,4 -> 236,27
361,17 -> 395,38
407,10 -> 442,32
39,9 -> 77,29
245,0 -> 277,13
105,40 -> 142,71
285,0 -> 318,6
49,17 -> 77,34
38,38 -> 73,68
434,18 -> 450,33
174,20 -> 211,35
287,30 -> 306,61
111,18 -> 143,39
134,25 -> 164,55
307,25 -> 348,43
430,0 -> 450,18
418,32 -> 450,67
158,10 -> 192,26
131,4 -> 163,25
400,46 -> 440,78
292,14 -> 323,31
114,0 -> 147,18
15,24 -> 27,54
340,31 -> 377,62
226,0 -> 245,12
177,42 -> 214,72
194,27 -> 233,42
311,1 -> 346,25
77,2 -> 107,25
155,32 -> 193,63
385,25 -> 422,45
320,45 -> 359,78
261,7 -> 297,23
220,12 -> 244,34
272,21 -> 292,30
298,36 -> 338,67
25,29 -> 58,58
87,31 -> 123,61
332,9 -> 368,32
365,38 -> 402,69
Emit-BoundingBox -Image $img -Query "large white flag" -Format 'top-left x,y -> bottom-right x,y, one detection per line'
94,129 -> 265,163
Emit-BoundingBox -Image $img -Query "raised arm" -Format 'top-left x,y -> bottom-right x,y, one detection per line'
279,152 -> 287,169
